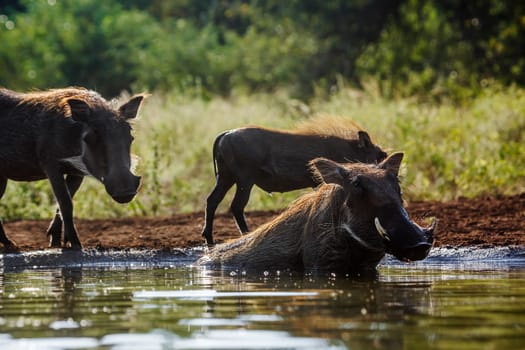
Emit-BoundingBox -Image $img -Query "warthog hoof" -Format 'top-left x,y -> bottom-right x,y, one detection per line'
49,238 -> 62,248
66,242 -> 83,250
2,240 -> 20,253
201,230 -> 214,245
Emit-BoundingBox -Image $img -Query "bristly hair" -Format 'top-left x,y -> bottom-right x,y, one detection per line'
20,87 -> 107,115
294,114 -> 366,140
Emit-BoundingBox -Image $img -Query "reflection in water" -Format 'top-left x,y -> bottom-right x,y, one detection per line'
0,262 -> 524,350
133,290 -> 319,299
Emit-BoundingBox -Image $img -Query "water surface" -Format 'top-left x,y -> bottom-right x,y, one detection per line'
0,247 -> 524,350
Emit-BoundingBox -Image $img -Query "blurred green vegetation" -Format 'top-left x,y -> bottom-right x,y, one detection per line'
0,0 -> 524,220
1,0 -> 524,99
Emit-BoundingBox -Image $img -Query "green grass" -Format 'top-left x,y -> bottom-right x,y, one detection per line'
1,86 -> 524,220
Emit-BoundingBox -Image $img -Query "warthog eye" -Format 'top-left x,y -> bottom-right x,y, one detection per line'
351,176 -> 361,188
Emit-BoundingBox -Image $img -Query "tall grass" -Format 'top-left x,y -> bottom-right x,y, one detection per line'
312,83 -> 525,201
1,86 -> 524,220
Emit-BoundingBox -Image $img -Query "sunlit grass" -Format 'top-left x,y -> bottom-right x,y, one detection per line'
1,86 -> 523,220
314,84 -> 525,201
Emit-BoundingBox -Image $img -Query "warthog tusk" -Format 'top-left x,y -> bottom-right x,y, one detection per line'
374,217 -> 391,241
424,218 -> 437,242
130,154 -> 140,173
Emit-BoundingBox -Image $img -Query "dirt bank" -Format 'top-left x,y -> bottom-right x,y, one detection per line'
2,193 -> 524,252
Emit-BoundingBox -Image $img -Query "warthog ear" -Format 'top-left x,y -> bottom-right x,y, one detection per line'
66,98 -> 91,122
357,131 -> 373,148
119,95 -> 145,120
379,152 -> 404,175
309,158 -> 347,186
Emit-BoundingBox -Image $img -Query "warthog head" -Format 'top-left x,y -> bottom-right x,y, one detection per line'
63,95 -> 144,203
353,130 -> 388,164
311,152 -> 435,263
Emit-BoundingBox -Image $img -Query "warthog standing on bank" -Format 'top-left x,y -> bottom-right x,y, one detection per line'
0,87 -> 145,251
199,153 -> 435,275
202,118 -> 388,245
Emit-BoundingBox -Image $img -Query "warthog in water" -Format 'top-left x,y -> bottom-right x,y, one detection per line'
199,152 -> 435,275
0,87 -> 144,251
202,117 -> 387,244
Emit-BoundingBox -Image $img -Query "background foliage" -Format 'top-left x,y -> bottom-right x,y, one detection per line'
0,0 -> 524,221
1,0 -> 524,99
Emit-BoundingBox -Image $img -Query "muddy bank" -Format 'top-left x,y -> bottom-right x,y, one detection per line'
0,194 -> 525,268
1,192 -> 524,272
1,192 -> 524,253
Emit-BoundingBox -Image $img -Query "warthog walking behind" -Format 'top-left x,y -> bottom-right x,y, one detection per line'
0,87 -> 144,250
199,153 -> 435,275
202,118 -> 387,244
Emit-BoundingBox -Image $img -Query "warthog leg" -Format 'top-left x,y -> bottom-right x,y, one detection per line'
230,182 -> 253,235
0,177 -> 19,251
202,175 -> 234,245
45,168 -> 82,250
47,175 -> 84,248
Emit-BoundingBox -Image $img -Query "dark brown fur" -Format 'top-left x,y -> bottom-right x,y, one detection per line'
0,87 -> 144,251
200,153 -> 435,275
201,117 -> 387,244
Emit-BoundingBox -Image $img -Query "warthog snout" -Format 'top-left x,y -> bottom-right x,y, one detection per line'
375,216 -> 436,262
106,174 -> 141,204
399,242 -> 433,262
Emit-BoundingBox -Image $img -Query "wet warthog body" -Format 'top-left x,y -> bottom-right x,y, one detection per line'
199,153 -> 435,275
0,87 -> 144,250
202,119 -> 387,244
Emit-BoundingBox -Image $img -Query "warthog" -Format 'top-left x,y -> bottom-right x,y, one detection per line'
202,118 -> 388,245
199,152 -> 435,275
0,87 -> 144,251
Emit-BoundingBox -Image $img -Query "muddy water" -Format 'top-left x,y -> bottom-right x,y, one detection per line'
0,248 -> 524,350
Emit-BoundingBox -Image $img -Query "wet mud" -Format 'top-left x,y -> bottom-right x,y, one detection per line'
1,193 -> 524,270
